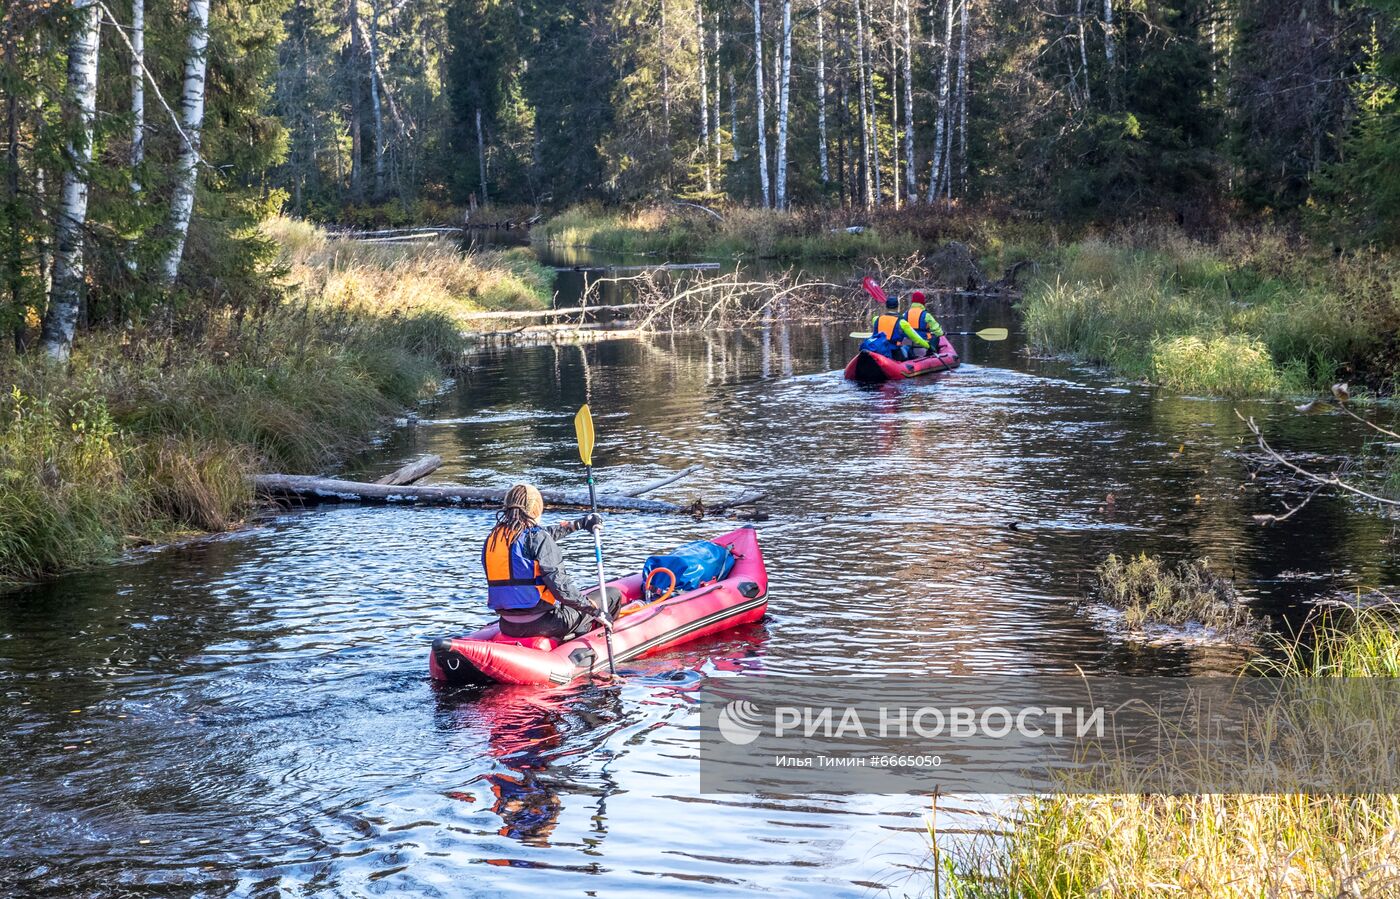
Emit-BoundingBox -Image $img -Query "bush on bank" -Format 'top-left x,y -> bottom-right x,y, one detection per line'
1020,230 -> 1400,396
0,219 -> 552,586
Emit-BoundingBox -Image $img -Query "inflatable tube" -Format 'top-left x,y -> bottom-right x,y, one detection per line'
430,526 -> 768,685
843,336 -> 960,382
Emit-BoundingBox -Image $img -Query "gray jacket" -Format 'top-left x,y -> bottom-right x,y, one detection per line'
514,522 -> 586,611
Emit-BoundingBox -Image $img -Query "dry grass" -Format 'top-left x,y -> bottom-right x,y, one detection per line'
943,609 -> 1400,899
1091,553 -> 1264,641
264,216 -> 552,318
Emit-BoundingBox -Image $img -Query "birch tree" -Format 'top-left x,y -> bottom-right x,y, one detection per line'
476,108 -> 488,204
774,0 -> 792,208
955,0 -> 969,194
697,1 -> 712,193
854,0 -> 873,206
752,0 -> 770,206
1076,0 -> 1090,104
863,0 -> 881,205
39,0 -> 100,361
130,0 -> 144,190
815,0 -> 829,185
1103,0 -> 1116,69
926,0 -> 953,203
729,70 -> 739,163
713,26 -> 722,175
900,0 -> 915,202
157,0 -> 212,287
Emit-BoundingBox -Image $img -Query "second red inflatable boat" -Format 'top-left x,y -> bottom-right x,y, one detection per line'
430,525 -> 768,686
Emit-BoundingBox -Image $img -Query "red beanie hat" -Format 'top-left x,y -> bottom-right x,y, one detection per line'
911,290 -> 926,304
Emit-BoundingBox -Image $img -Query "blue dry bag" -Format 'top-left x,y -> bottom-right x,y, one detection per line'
642,540 -> 736,599
860,333 -> 896,358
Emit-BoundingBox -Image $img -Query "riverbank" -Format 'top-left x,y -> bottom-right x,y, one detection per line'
943,608 -> 1400,898
532,203 -> 1000,260
1017,229 -> 1400,397
0,220 -> 554,586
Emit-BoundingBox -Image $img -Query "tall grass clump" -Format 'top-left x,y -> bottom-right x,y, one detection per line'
1091,552 -> 1264,640
942,609 -> 1400,898
1021,229 -> 1400,396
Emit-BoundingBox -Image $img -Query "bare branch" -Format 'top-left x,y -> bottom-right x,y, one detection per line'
1236,410 -> 1400,511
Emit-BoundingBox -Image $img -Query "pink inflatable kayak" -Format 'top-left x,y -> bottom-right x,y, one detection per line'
843,336 -> 961,381
430,525 -> 768,685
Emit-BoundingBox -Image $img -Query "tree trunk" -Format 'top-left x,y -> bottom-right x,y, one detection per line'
368,0 -> 385,198
775,0 -> 792,209
348,0 -> 363,200
890,38 -> 899,207
39,0 -> 100,361
854,0 -> 872,207
713,26 -> 723,175
156,0 -> 211,288
729,70 -> 739,163
816,0 -> 830,185
1103,0 -> 1115,69
130,0 -> 144,189
5,32 -> 24,352
926,0 -> 953,203
900,0 -> 916,202
661,0 -> 671,154
752,0 -> 770,207
1076,0 -> 1090,105
476,108 -> 489,205
864,0 -> 881,205
697,2 -> 712,193
955,0 -> 969,195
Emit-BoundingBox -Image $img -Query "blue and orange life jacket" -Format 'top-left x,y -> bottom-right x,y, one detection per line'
482,526 -> 559,611
873,313 -> 906,344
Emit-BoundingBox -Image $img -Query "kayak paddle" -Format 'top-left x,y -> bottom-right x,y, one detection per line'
861,276 -> 889,304
573,404 -> 618,678
847,327 -> 1010,341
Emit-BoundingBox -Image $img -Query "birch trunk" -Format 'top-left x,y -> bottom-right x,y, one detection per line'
697,2 -> 712,193
900,0 -> 916,202
1076,0 -> 1090,104
661,0 -> 671,142
368,0 -> 385,198
815,0 -> 830,184
752,0 -> 770,207
130,0 -> 144,189
157,0 -> 211,287
39,0 -> 100,361
476,108 -> 488,205
955,0 -> 969,195
890,45 -> 899,207
774,0 -> 792,209
1103,0 -> 1115,68
926,0 -> 953,203
863,0 -> 881,206
854,0 -> 873,207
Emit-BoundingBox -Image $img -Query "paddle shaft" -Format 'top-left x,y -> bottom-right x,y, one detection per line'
584,464 -> 617,677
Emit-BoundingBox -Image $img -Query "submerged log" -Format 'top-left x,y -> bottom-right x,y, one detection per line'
461,303 -> 645,322
255,474 -> 687,513
374,454 -> 442,486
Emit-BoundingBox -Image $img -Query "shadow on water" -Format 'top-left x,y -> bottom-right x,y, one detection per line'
3,292 -> 1398,894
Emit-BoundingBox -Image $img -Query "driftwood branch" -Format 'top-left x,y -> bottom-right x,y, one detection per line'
621,464 -> 704,496
1337,402 -> 1400,442
374,454 -> 442,486
1237,411 -> 1400,516
461,303 -> 644,322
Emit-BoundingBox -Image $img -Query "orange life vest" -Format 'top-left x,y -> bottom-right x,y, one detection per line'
874,313 -> 903,342
482,527 -> 559,610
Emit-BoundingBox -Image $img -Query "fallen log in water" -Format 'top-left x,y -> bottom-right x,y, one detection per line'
461,303 -> 645,322
252,473 -> 767,516
374,454 -> 442,486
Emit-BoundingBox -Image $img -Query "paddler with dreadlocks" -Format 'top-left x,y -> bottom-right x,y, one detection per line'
482,484 -> 623,641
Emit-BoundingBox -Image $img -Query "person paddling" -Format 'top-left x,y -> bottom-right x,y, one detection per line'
869,295 -> 932,361
483,484 -> 623,641
903,291 -> 947,359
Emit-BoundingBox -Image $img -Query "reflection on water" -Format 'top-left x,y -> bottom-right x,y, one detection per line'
2,310 -> 1396,896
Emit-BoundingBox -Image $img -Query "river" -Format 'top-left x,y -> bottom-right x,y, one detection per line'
3,250 -> 1397,895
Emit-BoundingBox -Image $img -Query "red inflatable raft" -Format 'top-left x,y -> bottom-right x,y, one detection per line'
430,525 -> 768,686
843,336 -> 961,381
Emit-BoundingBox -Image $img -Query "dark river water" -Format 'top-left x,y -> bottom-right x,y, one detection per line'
3,289 -> 1398,895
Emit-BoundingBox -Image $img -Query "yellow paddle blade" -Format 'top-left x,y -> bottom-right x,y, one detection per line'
975,327 -> 1009,341
574,404 -> 595,467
